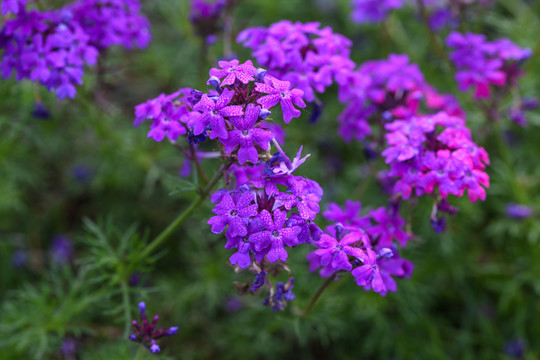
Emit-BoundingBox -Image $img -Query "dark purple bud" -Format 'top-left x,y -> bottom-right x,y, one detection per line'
430,217 -> 446,234
522,98 -> 538,111
250,271 -> 267,292
167,327 -> 179,335
308,101 -> 323,123
363,142 -> 378,160
504,338 -> 525,359
255,68 -> 267,82
138,302 -> 146,316
208,76 -> 221,89
505,203 -> 534,220
509,108 -> 526,127
382,111 -> 393,122
377,248 -> 393,260
259,108 -> 271,119
334,223 -> 344,237
32,102 -> 50,120
50,235 -> 73,264
129,334 -> 137,341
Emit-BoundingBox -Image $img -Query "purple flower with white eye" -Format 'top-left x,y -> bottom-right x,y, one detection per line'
221,104 -> 273,164
286,213 -> 323,244
249,209 -> 300,262
256,76 -> 306,123
314,231 -> 367,272
191,88 -> 244,139
129,302 -> 179,353
351,248 -> 386,295
207,191 -> 258,238
209,59 -> 256,85
147,101 -> 189,142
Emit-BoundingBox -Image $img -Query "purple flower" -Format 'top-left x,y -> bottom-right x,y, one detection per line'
263,277 -> 295,311
191,88 -> 244,139
350,0 -> 406,24
314,232 -> 367,272
256,76 -> 306,124
209,59 -> 256,85
50,235 -> 74,264
1,0 -> 27,16
505,203 -> 534,220
351,248 -> 386,294
249,209 -> 300,262
208,191 -> 258,237
367,206 -> 410,247
250,271 -> 267,292
221,104 -> 273,164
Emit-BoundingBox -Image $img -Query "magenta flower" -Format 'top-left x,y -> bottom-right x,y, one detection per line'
209,59 -> 256,86
191,88 -> 244,139
256,76 -> 306,123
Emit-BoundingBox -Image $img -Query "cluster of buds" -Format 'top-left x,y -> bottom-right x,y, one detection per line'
129,302 -> 178,354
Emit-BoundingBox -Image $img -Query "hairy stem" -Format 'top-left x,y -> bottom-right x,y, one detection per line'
137,162 -> 230,260
190,143 -> 209,185
302,272 -> 338,316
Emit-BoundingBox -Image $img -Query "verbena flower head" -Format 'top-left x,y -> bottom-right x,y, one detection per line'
350,0 -> 406,24
381,111 -> 490,203
129,302 -> 178,354
189,0 -> 226,40
446,32 -> 531,99
69,0 -> 151,50
0,0 -> 150,98
308,202 -> 413,296
337,54 -> 463,142
238,21 -> 355,103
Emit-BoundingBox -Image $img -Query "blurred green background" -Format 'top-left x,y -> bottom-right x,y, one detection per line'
1,0 -> 540,359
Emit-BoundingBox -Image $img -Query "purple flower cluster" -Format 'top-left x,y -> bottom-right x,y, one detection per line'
337,54 -> 463,142
70,0 -> 151,50
135,59 -> 307,163
350,0 -> 406,24
308,200 -> 413,296
446,32 -> 531,100
381,111 -> 490,203
238,21 -> 355,102
0,0 -> 150,98
189,0 -> 226,41
129,302 -> 178,354
209,152 -> 323,268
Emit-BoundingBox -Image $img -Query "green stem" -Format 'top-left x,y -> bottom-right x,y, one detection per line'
190,143 -> 209,185
416,0 -> 452,69
302,272 -> 338,317
491,121 -> 528,204
121,281 -> 131,337
134,346 -> 145,360
137,162 -> 230,261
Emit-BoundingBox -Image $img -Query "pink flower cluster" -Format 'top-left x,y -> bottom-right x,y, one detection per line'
382,111 -> 490,202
